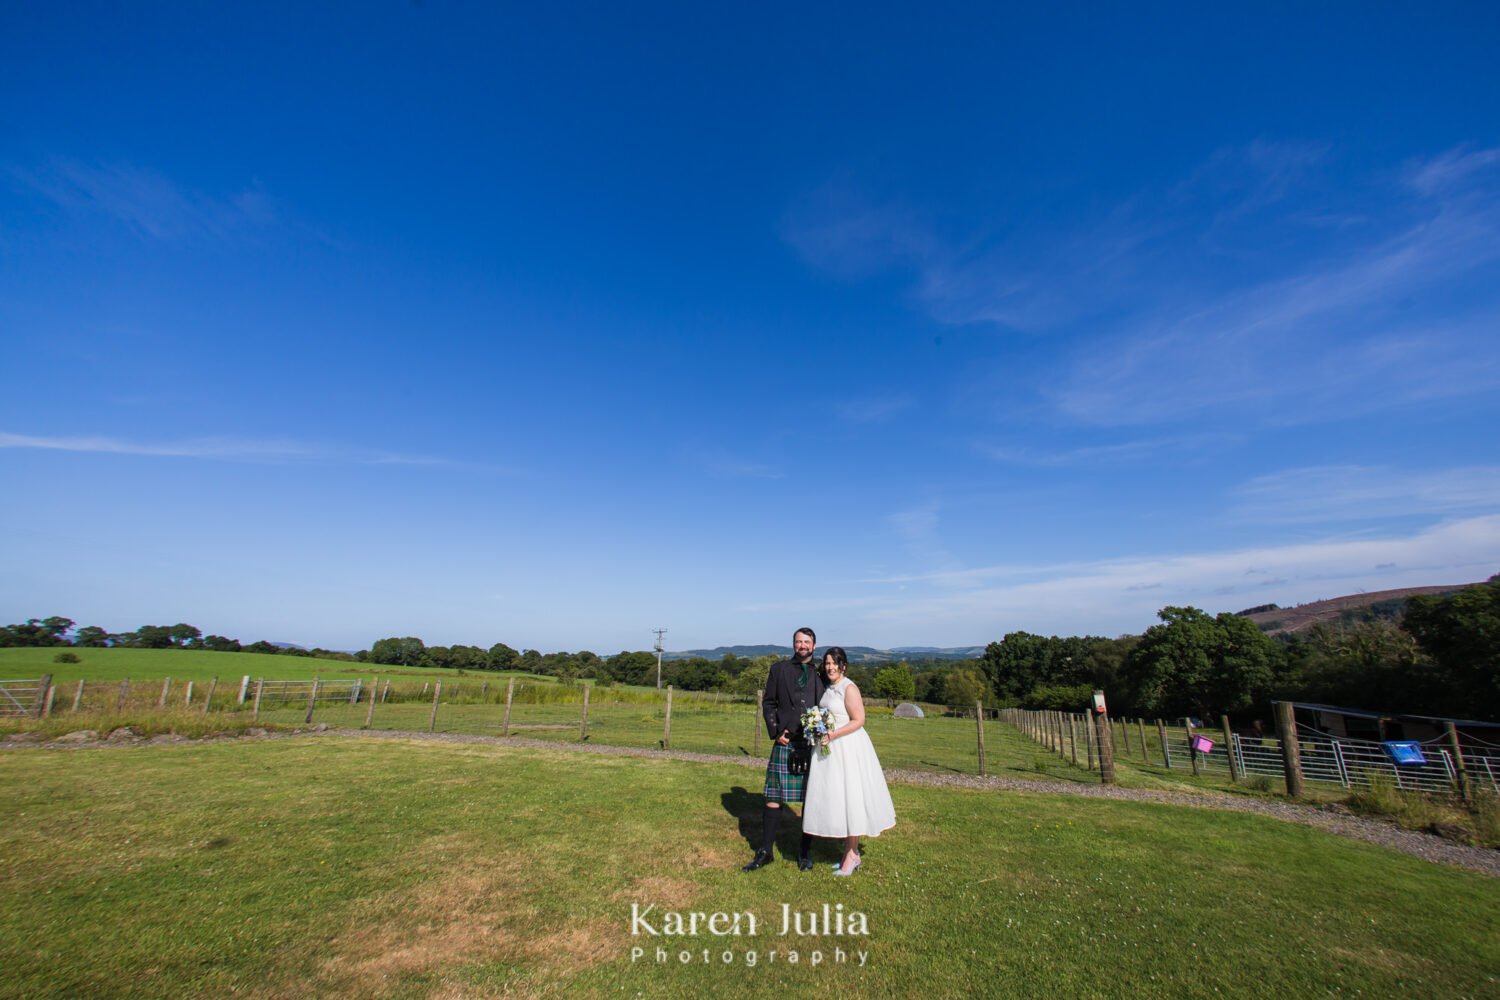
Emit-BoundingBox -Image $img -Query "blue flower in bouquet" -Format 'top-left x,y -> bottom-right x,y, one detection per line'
800,706 -> 835,756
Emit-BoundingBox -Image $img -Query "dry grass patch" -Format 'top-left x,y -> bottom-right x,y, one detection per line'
321,839 -> 622,997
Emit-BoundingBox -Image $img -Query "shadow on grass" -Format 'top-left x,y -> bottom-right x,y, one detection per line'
721,785 -> 837,865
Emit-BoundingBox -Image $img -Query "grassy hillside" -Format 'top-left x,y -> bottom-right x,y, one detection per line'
1241,584 -> 1472,635
0,647 -> 508,683
2,738 -> 1496,998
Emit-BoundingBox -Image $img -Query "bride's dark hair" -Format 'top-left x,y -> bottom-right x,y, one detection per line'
823,646 -> 848,672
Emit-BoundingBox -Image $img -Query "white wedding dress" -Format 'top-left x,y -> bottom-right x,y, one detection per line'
802,678 -> 897,838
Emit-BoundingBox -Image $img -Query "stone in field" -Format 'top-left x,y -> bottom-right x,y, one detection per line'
107,726 -> 142,742
893,703 -> 925,718
54,730 -> 99,744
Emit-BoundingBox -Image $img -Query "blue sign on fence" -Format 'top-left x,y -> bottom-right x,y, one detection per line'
1383,741 -> 1427,765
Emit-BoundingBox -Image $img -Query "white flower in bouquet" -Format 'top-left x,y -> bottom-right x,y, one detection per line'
800,706 -> 835,757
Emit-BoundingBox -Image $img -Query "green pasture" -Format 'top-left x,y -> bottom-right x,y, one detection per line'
0,647 -> 484,683
2,738 -> 1496,999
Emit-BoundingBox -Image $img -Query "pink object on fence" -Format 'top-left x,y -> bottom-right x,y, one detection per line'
1190,734 -> 1214,754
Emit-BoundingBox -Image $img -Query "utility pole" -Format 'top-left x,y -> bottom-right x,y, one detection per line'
652,628 -> 668,689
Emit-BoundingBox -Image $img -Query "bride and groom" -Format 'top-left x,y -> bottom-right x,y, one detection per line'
741,627 -> 897,876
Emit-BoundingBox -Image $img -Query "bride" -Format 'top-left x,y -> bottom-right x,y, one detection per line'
802,646 -> 897,875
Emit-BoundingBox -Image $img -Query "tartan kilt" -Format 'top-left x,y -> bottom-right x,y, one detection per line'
763,742 -> 807,804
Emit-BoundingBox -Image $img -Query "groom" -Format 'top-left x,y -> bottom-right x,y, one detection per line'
743,626 -> 826,872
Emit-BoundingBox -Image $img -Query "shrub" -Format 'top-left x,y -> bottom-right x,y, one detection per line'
52,651 -> 80,664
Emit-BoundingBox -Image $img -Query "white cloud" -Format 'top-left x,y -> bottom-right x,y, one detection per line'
847,515 -> 1500,639
0,430 -> 473,469
1228,465 -> 1500,524
785,143 -> 1500,427
11,159 -> 277,241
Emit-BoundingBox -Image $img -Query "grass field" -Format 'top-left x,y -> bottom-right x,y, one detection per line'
0,647 -> 474,683
2,737 -> 1496,999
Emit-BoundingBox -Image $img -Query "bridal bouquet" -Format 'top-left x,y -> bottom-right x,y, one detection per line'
800,706 -> 835,757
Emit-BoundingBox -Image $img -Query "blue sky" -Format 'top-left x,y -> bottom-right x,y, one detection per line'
3,3 -> 1498,653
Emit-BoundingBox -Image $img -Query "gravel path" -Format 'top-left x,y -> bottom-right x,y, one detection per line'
10,725 -> 1497,878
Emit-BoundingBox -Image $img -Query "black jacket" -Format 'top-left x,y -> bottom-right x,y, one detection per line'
761,657 -> 826,742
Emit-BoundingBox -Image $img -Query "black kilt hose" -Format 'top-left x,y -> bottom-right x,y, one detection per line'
760,656 -> 826,805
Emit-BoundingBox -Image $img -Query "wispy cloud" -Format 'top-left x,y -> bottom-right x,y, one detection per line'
698,452 -> 785,480
832,395 -> 914,424
886,501 -> 961,575
977,431 -> 1239,467
786,143 -> 1500,427
0,430 -> 487,470
850,515 -> 1500,638
1228,465 -> 1500,525
10,158 -> 278,241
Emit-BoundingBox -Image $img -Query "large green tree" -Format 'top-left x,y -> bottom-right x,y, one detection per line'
1123,607 -> 1279,719
369,636 -> 427,666
488,642 -> 521,671
1403,574 -> 1500,720
0,617 -> 74,647
873,663 -> 917,705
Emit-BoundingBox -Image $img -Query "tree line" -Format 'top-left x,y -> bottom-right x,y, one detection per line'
4,573 -> 1494,719
966,574 -> 1499,723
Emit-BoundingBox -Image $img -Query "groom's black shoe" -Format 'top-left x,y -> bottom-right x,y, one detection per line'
742,850 -> 774,872
797,854 -> 814,871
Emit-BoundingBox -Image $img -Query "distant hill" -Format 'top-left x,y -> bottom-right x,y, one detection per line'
1238,584 -> 1474,636
663,644 -> 984,664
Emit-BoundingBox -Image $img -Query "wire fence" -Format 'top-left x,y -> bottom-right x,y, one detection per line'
1002,706 -> 1500,798
2,675 -> 1032,778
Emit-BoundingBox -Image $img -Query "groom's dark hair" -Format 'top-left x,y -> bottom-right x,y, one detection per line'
794,626 -> 816,644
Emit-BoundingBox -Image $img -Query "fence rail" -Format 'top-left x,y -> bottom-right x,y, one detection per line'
252,679 -> 363,706
1002,706 -> 1500,798
0,677 -> 51,718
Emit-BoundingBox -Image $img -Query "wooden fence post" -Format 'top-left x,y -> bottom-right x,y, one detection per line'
1221,715 -> 1239,782
158,677 -> 171,709
1085,713 -> 1096,770
184,681 -> 195,708
1445,721 -> 1470,803
662,686 -> 673,749
28,673 -> 50,718
1157,719 -> 1170,768
42,683 -> 55,718
364,677 -> 379,729
304,678 -> 320,724
1137,718 -> 1148,761
252,679 -> 264,721
1274,701 -> 1304,798
579,684 -> 590,741
754,689 -> 763,757
428,681 -> 443,732
1094,708 -> 1117,785
1186,720 -> 1201,776
116,678 -> 130,712
238,675 -> 250,704
202,677 -> 218,715
975,701 -> 987,777
481,680 -> 488,699
501,678 -> 515,736
1070,714 -> 1080,766
71,679 -> 85,714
